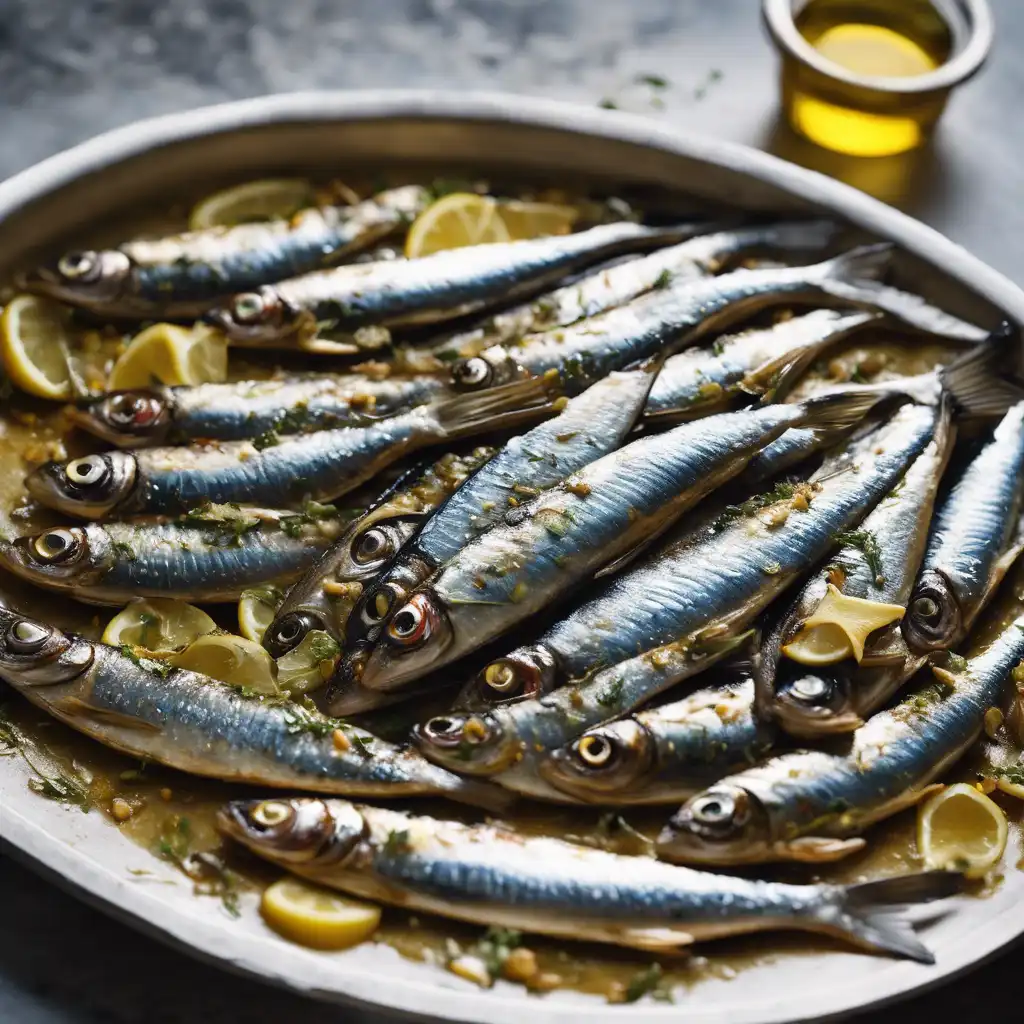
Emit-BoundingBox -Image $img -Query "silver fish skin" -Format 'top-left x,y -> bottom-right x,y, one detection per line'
210,221 -> 698,346
462,403 -> 938,716
658,566 -> 1024,866
644,309 -> 880,421
540,676 -> 774,805
362,390 -> 880,694
759,399 -> 957,738
24,376 -> 556,519
19,186 -> 429,319
0,506 -> 359,606
0,607 -> 507,809
902,400 -> 1024,656
263,447 -> 496,659
218,796 -> 962,962
71,373 -> 450,447
335,364 -> 661,689
451,244 -> 896,397
430,220 -> 839,361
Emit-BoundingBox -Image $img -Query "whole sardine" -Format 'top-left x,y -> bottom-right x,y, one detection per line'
657,563 -> 1024,866
25,376 -> 556,519
902,400 -> 1024,654
263,447 -> 495,658
0,504 -> 361,605
429,220 -> 839,361
70,373 -> 450,447
541,674 -> 774,805
362,391 -> 877,695
218,796 -> 963,961
209,222 -> 699,347
0,607 -> 506,809
333,363 -> 661,707
19,186 -> 429,319
756,399 -> 956,738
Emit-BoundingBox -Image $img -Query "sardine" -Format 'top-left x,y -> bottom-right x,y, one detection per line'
902,400 -> 1024,655
0,606 -> 506,809
541,675 -> 774,805
429,220 -> 840,361
333,363 -> 662,707
657,562 -> 1024,866
365,390 -> 879,695
70,373 -> 450,447
756,399 -> 957,738
25,376 -> 556,519
263,447 -> 495,658
19,186 -> 430,319
218,796 -> 963,961
0,504 -> 361,605
208,222 -> 699,347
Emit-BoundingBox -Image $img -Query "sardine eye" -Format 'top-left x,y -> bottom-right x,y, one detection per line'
691,793 -> 736,826
453,357 -> 492,390
575,733 -> 614,768
912,596 -> 940,622
57,250 -> 100,281
483,660 -> 520,695
232,291 -> 268,324
791,675 -> 830,702
419,714 -> 488,748
107,392 -> 161,429
250,800 -> 293,828
263,611 -> 320,658
352,526 -> 394,566
386,594 -> 434,647
31,528 -> 82,565
65,455 -> 109,489
6,619 -> 51,654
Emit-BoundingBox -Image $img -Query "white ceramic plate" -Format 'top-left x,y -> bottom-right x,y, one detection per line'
1,91 -> 1022,1023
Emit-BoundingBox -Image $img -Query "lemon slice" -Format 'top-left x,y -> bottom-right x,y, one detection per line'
0,294 -> 78,400
996,775 -> 1024,800
276,629 -> 341,696
189,178 -> 315,230
917,783 -> 1008,879
170,633 -> 279,695
107,322 -> 228,390
102,598 -> 218,654
782,622 -> 854,666
405,193 -> 578,258
260,877 -> 380,950
238,586 -> 286,644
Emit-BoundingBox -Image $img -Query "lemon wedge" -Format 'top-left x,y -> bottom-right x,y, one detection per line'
782,621 -> 854,666
1,294 -> 79,400
917,782 -> 1008,879
102,598 -> 218,655
275,629 -> 341,696
107,322 -> 228,390
188,178 -> 315,231
260,877 -> 381,950
238,586 -> 286,644
996,775 -> 1024,800
405,193 -> 578,258
170,633 -> 279,694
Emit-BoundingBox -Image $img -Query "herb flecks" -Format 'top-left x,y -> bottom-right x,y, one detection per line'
619,963 -> 674,1004
154,815 -> 242,918
836,529 -> 884,583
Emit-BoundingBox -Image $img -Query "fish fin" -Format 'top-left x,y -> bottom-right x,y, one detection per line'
780,836 -> 867,862
435,375 -> 559,437
619,927 -> 695,952
52,697 -> 162,733
798,389 -> 886,433
817,242 -> 892,295
641,400 -> 732,427
939,322 -> 1024,418
821,870 -> 967,963
749,343 -> 826,404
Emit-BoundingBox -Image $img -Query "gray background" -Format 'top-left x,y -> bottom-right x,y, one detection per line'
0,1 -> 1020,1020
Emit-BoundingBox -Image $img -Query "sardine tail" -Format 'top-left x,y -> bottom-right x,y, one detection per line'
939,320 -> 1024,418
435,376 -> 559,437
818,242 -> 893,293
822,870 -> 967,963
798,389 -> 884,433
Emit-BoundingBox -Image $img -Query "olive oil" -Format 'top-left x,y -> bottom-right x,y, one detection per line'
785,0 -> 954,156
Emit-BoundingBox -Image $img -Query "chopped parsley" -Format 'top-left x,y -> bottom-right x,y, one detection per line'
384,829 -> 412,856
836,529 -> 883,581
623,963 -> 673,1003
596,676 -> 625,708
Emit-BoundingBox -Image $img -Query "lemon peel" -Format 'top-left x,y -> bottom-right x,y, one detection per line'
260,877 -> 380,950
917,782 -> 1008,879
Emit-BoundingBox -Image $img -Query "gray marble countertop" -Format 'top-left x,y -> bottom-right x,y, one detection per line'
1,1 -> 1021,1021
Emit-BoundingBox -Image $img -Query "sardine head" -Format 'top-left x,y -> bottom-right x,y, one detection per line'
217,797 -> 365,866
769,668 -> 862,737
207,286 -> 299,345
467,645 -> 558,707
540,720 -> 655,800
19,249 -> 134,311
0,609 -> 93,686
360,592 -> 451,691
344,519 -> 420,579
902,570 -> 962,652
70,391 -> 172,446
0,526 -> 110,587
25,452 -> 137,518
263,610 -> 327,659
656,783 -> 774,865
411,711 -> 518,775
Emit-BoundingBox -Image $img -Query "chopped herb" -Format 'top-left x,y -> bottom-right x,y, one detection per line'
999,762 -> 1024,786
184,501 -> 261,540
694,68 -> 723,101
623,963 -> 673,1003
308,632 -> 342,663
717,481 -> 798,527
155,823 -> 242,918
472,927 -> 523,978
275,401 -> 312,434
252,428 -> 280,451
281,701 -> 342,739
635,73 -> 669,89
119,644 -> 173,677
112,540 -> 138,561
384,829 -> 412,856
598,98 -> 618,110
836,530 -> 883,581
597,676 -> 625,708
653,268 -> 673,290
947,652 -> 968,672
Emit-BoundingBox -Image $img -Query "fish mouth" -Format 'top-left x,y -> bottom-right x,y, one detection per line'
67,393 -> 172,448
0,610 -> 94,686
24,454 -> 137,520
17,250 -> 135,312
359,596 -> 451,692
